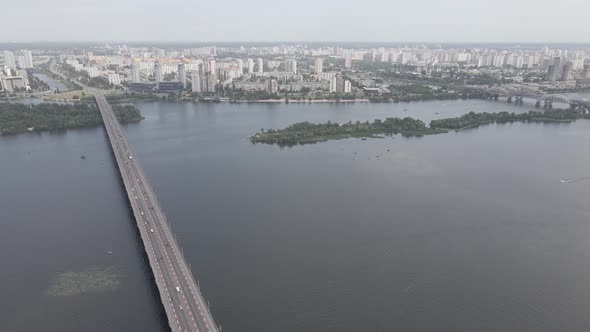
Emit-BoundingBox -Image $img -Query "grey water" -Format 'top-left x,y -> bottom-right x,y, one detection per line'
2,98 -> 590,331
33,73 -> 68,92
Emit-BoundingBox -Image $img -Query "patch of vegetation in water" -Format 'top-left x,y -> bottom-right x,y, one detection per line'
0,103 -> 143,136
429,109 -> 588,130
251,109 -> 590,146
250,118 -> 442,146
45,266 -> 121,297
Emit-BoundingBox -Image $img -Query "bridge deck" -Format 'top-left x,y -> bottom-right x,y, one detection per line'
95,94 -> 218,332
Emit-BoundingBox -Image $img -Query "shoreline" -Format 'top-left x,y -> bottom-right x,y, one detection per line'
225,98 -> 371,104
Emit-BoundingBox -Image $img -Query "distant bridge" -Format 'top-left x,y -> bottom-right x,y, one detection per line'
478,86 -> 590,110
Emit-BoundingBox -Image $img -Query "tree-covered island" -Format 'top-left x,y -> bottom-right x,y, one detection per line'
0,103 -> 143,135
250,109 -> 590,146
251,118 -> 445,146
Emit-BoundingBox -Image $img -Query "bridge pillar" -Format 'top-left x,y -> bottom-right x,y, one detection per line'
535,100 -> 541,108
515,96 -> 523,105
544,100 -> 552,108
494,94 -> 499,100
507,96 -> 512,103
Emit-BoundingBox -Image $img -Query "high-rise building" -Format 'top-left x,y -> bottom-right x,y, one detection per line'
376,52 -> 388,62
108,73 -> 121,85
546,65 -> 557,82
582,63 -> 590,79
553,57 -> 562,78
154,62 -> 162,84
329,76 -> 352,93
178,64 -> 187,89
363,52 -> 374,63
198,74 -> 217,93
0,76 -> 26,92
329,77 -> 337,92
515,55 -> 524,69
257,58 -> 264,74
344,56 -> 352,69
3,51 -> 16,69
191,72 -> 201,93
86,67 -> 99,78
131,63 -> 141,83
344,80 -> 352,93
397,53 -> 406,65
285,59 -> 297,74
237,59 -> 243,75
560,62 -> 573,81
314,58 -> 323,74
201,73 -> 217,93
23,50 -> 33,68
267,78 -> 278,94
207,59 -> 216,74
247,58 -> 254,74
17,56 -> 26,69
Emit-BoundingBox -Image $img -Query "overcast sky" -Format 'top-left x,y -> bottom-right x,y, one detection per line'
2,0 -> 588,43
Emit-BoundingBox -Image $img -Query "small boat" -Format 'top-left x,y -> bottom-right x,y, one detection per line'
80,154 -> 86,160
107,251 -> 113,255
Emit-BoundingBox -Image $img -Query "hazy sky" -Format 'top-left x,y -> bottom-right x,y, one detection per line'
2,0 -> 589,43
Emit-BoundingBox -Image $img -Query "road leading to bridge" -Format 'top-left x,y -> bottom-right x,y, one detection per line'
95,93 -> 219,332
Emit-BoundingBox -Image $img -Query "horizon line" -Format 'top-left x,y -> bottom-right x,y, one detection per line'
1,40 -> 590,45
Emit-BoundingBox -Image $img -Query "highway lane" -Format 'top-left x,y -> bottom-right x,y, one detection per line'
95,94 -> 218,332
103,108 -> 193,331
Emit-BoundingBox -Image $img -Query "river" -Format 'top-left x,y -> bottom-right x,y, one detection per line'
2,98 -> 590,331
33,72 -> 68,92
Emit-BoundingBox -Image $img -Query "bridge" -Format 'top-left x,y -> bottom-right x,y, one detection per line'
478,86 -> 590,111
95,92 -> 219,332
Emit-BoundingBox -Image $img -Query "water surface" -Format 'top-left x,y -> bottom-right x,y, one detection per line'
2,98 -> 590,331
33,72 -> 67,92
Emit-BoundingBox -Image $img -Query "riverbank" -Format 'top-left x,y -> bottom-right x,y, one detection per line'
225,98 -> 371,104
0,103 -> 143,136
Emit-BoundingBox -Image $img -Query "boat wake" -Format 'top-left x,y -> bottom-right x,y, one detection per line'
560,176 -> 590,184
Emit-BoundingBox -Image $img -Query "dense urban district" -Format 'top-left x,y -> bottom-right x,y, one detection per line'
2,43 -> 590,104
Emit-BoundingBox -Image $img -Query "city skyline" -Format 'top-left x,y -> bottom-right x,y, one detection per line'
2,0 -> 590,43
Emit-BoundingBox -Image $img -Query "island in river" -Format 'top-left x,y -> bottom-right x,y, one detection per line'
250,109 -> 590,146
0,103 -> 143,135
